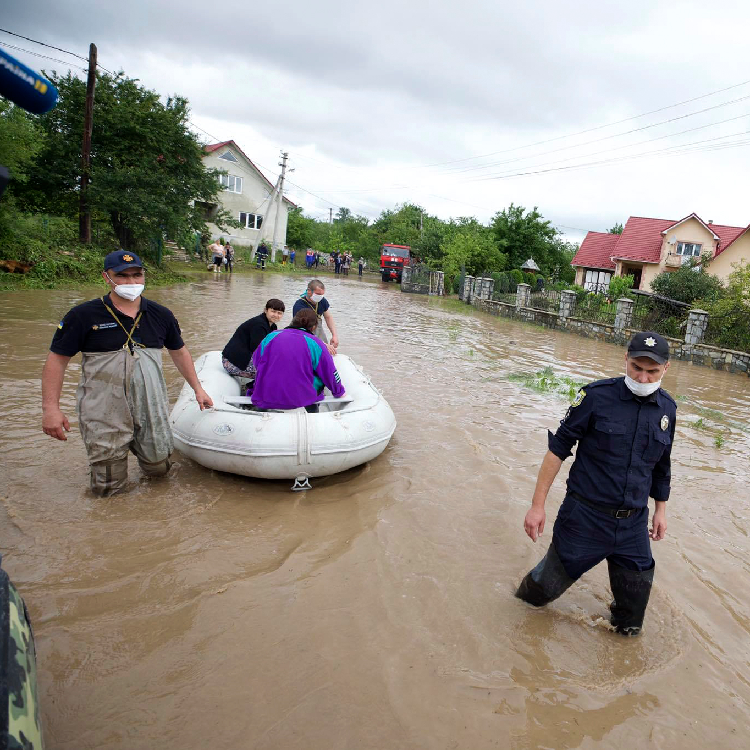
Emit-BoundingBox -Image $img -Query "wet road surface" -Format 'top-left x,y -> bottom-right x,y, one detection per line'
1,272 -> 749,749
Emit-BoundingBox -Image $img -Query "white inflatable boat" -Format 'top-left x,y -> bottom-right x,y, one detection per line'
169,351 -> 396,488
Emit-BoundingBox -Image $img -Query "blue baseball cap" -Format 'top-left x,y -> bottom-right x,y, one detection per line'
104,250 -> 143,273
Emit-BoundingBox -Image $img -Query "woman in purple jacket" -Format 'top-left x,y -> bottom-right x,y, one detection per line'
252,309 -> 345,413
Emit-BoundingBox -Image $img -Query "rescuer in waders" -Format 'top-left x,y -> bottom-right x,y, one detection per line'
41,251 -> 213,496
292,279 -> 339,355
516,331 -> 677,636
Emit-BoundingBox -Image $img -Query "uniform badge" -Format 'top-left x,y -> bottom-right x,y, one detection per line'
123,254 -> 134,262
571,389 -> 586,407
660,415 -> 669,431
645,336 -> 657,347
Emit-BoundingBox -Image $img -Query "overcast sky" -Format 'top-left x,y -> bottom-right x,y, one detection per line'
5,0 -> 750,242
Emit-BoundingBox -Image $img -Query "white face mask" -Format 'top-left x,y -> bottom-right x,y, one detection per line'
107,273 -> 144,301
310,292 -> 324,303
624,373 -> 662,397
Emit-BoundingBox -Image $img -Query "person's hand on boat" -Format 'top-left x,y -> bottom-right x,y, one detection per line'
194,387 -> 214,410
42,408 -> 71,441
327,342 -> 337,356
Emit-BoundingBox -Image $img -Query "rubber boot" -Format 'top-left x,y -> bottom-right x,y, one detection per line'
90,458 -> 129,496
607,559 -> 655,636
137,456 -> 172,478
515,543 -> 575,607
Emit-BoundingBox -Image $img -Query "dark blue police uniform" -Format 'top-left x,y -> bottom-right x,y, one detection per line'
516,374 -> 677,635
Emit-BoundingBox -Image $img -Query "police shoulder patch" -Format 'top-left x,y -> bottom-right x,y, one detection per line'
660,415 -> 669,431
571,389 -> 586,407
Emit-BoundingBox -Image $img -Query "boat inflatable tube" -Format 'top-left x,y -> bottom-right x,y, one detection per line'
170,351 -> 397,480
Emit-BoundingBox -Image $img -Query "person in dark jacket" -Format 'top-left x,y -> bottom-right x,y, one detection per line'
251,309 -> 345,413
221,299 -> 285,378
516,331 -> 677,637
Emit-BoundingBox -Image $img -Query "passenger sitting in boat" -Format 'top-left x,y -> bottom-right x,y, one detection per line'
252,309 -> 345,413
221,299 -> 285,379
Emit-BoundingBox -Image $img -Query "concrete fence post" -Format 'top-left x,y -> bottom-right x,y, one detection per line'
559,290 -> 576,319
401,266 -> 412,287
463,276 -> 474,305
483,278 -> 495,300
614,298 -> 634,334
685,309 -> 709,346
516,283 -> 531,310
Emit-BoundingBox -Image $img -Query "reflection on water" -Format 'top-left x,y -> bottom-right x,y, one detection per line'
1,274 -> 749,749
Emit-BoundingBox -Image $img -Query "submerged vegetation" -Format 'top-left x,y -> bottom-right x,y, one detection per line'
508,366 -> 586,401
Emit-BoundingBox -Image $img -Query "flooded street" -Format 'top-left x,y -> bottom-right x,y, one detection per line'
1,273 -> 749,749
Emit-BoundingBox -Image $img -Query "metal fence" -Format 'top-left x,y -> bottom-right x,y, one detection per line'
573,294 -> 617,325
630,293 -> 690,338
703,308 -> 750,352
492,291 -> 518,305
528,290 -> 560,312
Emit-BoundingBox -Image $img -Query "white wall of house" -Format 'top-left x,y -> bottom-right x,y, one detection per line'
201,144 -> 291,255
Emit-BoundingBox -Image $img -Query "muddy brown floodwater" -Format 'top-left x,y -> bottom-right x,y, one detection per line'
1,273 -> 750,749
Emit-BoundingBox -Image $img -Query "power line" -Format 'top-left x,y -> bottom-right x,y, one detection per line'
415,76 -> 750,169
0,29 -> 116,75
430,96 -> 750,178
0,42 -> 88,72
0,27 -> 88,61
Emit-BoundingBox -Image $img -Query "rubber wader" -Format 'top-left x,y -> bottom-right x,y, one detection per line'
77,347 -> 173,496
515,543 -> 575,607
608,559 -> 655,636
314,317 -> 328,344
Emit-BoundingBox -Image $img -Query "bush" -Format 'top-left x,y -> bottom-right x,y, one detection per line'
701,264 -> 750,352
535,274 -> 545,291
608,274 -> 634,301
650,261 -> 725,305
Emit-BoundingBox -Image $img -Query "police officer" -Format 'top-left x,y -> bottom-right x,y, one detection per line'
516,331 -> 677,636
41,251 -> 213,495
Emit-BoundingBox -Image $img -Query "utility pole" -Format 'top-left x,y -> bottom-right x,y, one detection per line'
329,207 -> 333,224
270,150 -> 288,262
79,43 -> 97,244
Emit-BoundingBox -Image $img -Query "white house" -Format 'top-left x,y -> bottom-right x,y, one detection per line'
199,140 -> 295,257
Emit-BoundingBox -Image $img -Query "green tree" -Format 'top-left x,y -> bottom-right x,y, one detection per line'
608,222 -> 624,234
286,206 -> 317,249
16,71 -> 230,251
490,204 -> 558,273
0,102 -> 45,186
650,258 -> 725,304
441,224 -> 506,292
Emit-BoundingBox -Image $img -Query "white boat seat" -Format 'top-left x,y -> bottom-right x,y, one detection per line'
223,395 -> 353,407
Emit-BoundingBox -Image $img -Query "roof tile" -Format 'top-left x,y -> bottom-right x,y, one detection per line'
571,231 -> 620,270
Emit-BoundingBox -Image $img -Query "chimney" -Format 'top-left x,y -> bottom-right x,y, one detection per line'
708,219 -> 713,224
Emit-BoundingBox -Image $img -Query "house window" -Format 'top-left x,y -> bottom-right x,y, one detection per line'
218,150 -> 239,163
219,174 -> 242,193
676,242 -> 701,260
584,269 -> 611,293
239,212 -> 263,230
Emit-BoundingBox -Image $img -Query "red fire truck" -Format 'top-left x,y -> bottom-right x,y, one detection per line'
380,244 -> 411,282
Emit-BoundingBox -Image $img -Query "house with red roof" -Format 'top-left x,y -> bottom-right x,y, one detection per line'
571,213 -> 750,292
200,141 -> 295,256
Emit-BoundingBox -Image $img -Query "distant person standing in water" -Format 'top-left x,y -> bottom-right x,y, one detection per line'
358,257 -> 364,277
515,332 -> 676,637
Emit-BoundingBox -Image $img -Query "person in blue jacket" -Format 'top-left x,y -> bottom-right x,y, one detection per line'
516,331 -> 677,636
